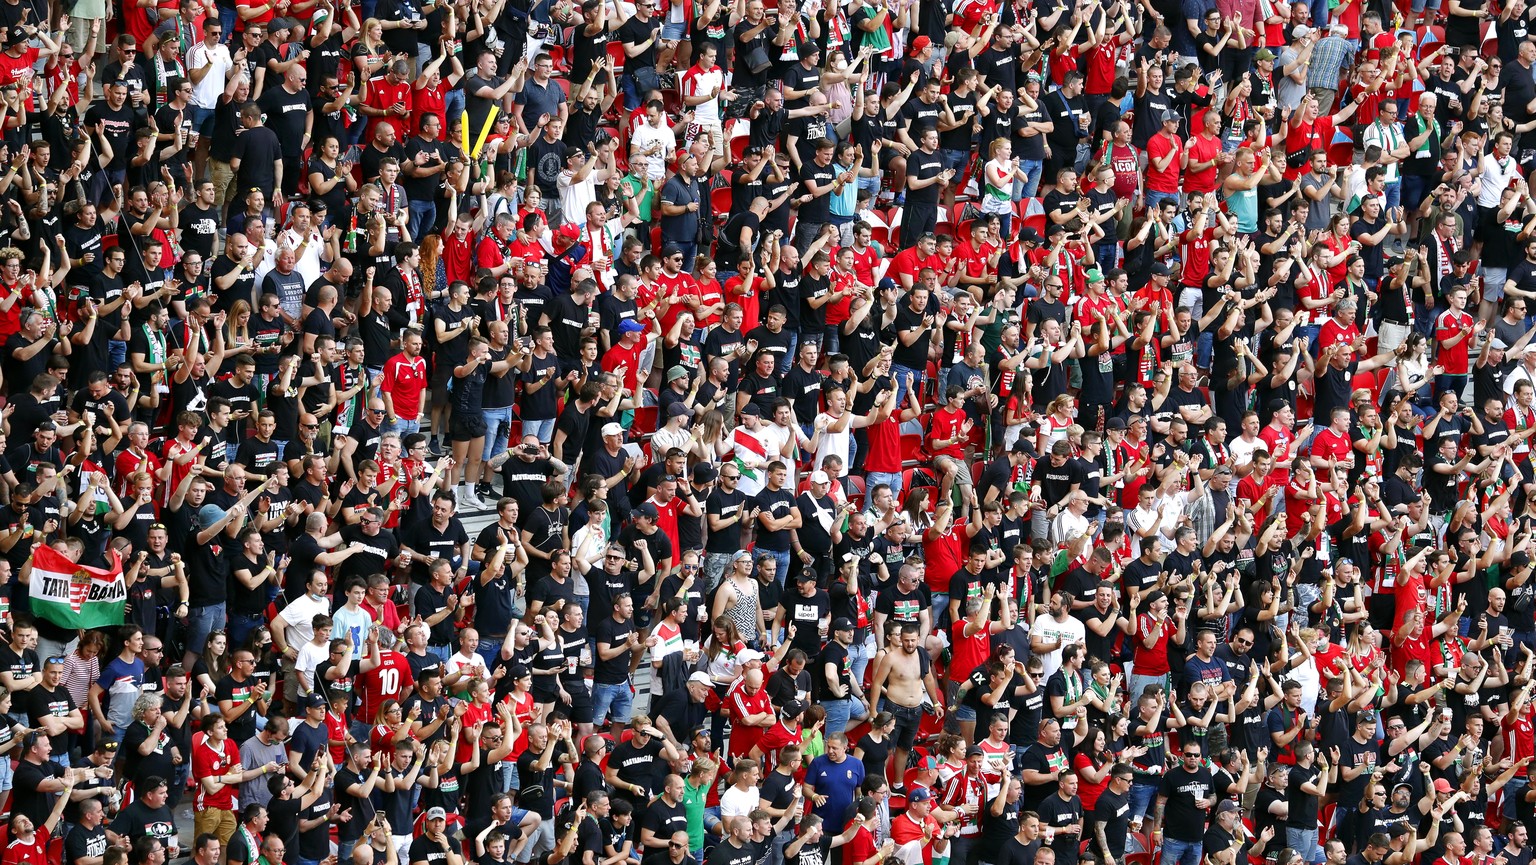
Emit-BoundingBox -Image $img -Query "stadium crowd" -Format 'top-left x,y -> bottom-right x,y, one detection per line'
6,3 -> 1536,865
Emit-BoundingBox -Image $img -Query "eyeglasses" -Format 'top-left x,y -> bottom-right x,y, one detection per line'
606,554 -> 625,561
1184,752 -> 1202,758
302,424 -> 320,430
669,843 -> 685,849
721,474 -> 739,480
369,409 -> 386,415
46,656 -> 65,665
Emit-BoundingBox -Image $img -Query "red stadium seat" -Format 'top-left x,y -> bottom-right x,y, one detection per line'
606,40 -> 626,73
711,184 -> 734,218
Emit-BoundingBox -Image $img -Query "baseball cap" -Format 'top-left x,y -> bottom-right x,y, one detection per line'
426,807 -> 448,821
737,648 -> 765,664
1292,24 -> 1313,39
1150,262 -> 1172,277
692,464 -> 718,484
1017,227 -> 1044,245
1216,800 -> 1240,815
741,403 -> 763,417
304,693 -> 327,709
965,745 -> 985,758
269,16 -> 297,31
832,617 -> 855,632
908,788 -> 932,802
508,664 -> 531,679
1106,417 -> 1127,431
1255,48 -> 1276,61
601,422 -> 623,437
618,318 -> 646,334
908,35 -> 931,55
783,699 -> 807,717
1433,779 -> 1453,794
810,470 -> 830,485
557,223 -> 580,241
666,402 -> 690,418
688,671 -> 713,686
635,502 -> 660,520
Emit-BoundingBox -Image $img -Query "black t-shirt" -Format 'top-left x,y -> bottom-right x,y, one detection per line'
590,614 -> 636,684
1159,764 -> 1215,842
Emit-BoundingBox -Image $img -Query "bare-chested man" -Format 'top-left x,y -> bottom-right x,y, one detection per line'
869,622 -> 945,791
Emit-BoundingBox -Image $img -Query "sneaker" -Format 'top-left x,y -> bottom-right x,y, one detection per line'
427,440 -> 447,457
457,487 -> 485,510
476,482 -> 495,499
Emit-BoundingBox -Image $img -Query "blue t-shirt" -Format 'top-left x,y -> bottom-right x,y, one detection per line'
331,606 -> 375,659
807,754 -> 865,826
98,655 -> 146,731
1183,654 -> 1231,696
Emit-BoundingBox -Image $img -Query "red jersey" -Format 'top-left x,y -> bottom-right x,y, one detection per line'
1178,226 -> 1216,289
1183,134 -> 1222,194
1146,132 -> 1183,194
364,80 -> 413,143
381,353 -> 428,422
1317,317 -> 1361,357
1311,428 -> 1355,468
357,650 -> 414,722
1133,613 -> 1173,675
1436,310 -> 1474,375
727,684 -> 773,757
929,406 -> 967,459
443,229 -> 475,287
1503,710 -> 1535,777
922,522 -> 965,595
192,735 -> 241,811
1284,118 -> 1336,179
849,245 -> 879,286
1,829 -> 50,865
949,619 -> 991,685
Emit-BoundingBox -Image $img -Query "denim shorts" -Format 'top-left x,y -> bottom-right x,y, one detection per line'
660,21 -> 687,39
186,602 -> 226,655
189,105 -> 216,136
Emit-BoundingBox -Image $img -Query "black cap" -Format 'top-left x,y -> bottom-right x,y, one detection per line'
1017,228 -> 1043,245
741,403 -> 763,417
509,663 -> 532,679
692,463 -> 718,484
832,617 -> 856,632
636,502 -> 659,520
1106,417 -> 1127,431
965,745 -> 985,758
783,699 -> 808,717
1150,262 -> 1172,277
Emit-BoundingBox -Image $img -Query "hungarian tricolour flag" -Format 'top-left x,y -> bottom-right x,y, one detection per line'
29,545 -> 127,630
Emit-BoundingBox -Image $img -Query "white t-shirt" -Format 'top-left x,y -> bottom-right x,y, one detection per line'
445,650 -> 488,684
1027,614 -> 1085,682
187,42 -> 233,111
720,784 -> 761,818
295,640 -> 329,694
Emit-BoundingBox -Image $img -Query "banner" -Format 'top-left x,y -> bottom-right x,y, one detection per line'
29,545 -> 127,630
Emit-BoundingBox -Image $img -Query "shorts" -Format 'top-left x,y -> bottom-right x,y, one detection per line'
660,21 -> 687,39
879,698 -> 924,750
185,602 -> 227,656
451,412 -> 488,442
565,690 -> 594,725
0,755 -> 13,792
189,105 -> 216,136
431,362 -> 453,400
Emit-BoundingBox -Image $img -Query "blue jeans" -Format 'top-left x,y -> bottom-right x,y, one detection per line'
1287,827 -> 1321,865
186,602 -> 226,657
228,610 -> 263,649
1163,837 -> 1203,865
1128,778 -> 1159,826
1145,189 -> 1181,211
592,680 -> 634,726
386,418 -> 422,438
522,417 -> 556,443
931,592 -> 950,628
218,5 -> 236,40
822,696 -> 868,735
409,199 -> 437,244
891,363 -> 925,408
759,548 -> 792,586
1013,160 -> 1043,200
866,470 -> 903,501
850,635 -> 874,685
109,339 -> 127,370
482,406 -> 514,461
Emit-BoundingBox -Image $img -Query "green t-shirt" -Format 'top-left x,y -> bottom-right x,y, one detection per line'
622,174 -> 657,222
